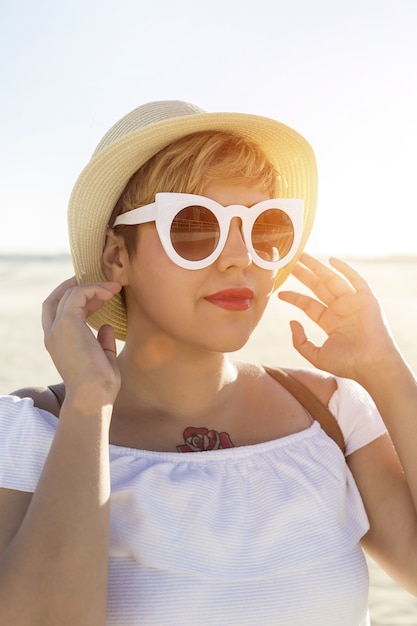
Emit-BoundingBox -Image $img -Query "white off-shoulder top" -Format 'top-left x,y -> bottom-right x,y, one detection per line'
0,377 -> 386,625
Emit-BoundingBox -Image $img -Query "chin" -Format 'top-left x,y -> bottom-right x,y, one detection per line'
205,334 -> 252,354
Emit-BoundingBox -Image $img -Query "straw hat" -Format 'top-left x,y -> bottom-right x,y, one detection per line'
68,100 -> 318,340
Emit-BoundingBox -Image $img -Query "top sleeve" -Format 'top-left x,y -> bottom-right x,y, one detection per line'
329,377 -> 387,456
0,395 -> 57,492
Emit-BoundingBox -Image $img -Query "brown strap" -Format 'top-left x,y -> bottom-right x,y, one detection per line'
263,366 -> 345,454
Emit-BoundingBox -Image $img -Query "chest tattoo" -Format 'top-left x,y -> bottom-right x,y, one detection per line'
177,426 -> 235,452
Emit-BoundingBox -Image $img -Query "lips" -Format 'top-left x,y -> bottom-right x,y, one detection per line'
205,288 -> 254,311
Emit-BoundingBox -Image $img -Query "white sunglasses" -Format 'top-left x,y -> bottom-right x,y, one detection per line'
113,192 -> 304,270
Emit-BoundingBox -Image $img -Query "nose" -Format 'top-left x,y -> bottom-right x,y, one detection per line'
216,218 -> 252,272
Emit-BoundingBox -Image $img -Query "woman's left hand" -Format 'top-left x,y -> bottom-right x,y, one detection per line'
278,253 -> 398,383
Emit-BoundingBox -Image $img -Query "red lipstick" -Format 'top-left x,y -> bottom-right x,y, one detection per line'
205,288 -> 254,311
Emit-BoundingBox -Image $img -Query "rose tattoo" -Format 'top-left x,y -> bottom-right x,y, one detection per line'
177,427 -> 234,452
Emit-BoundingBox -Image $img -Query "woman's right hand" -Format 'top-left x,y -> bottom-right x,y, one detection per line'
42,277 -> 123,410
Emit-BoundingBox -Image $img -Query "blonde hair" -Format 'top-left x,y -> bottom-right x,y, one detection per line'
111,130 -> 281,255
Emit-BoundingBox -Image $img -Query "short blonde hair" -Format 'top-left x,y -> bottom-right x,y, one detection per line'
111,130 -> 280,255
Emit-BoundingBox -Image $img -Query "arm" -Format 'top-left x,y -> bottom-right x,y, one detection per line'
347,433 -> 417,594
0,278 -> 122,626
279,253 -> 417,590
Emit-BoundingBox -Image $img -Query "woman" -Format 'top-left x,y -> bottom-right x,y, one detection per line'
0,100 -> 416,625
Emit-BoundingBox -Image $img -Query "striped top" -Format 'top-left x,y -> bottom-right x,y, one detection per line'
0,377 -> 386,625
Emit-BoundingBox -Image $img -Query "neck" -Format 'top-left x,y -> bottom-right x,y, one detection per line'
115,340 -> 238,422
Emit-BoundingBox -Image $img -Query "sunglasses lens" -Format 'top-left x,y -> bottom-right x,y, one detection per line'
252,209 -> 295,262
170,205 -> 220,261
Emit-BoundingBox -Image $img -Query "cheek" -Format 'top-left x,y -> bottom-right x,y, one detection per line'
124,232 -> 200,317
129,225 -> 175,285
133,223 -> 210,289
258,268 -> 278,298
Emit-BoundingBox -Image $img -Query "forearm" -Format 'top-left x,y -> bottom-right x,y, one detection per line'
358,348 -> 417,503
0,399 -> 112,626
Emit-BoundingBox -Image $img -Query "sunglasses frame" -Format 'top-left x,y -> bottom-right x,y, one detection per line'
113,192 -> 304,270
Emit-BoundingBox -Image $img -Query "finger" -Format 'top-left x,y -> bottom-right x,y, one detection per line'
289,320 -> 321,366
58,282 -> 122,321
97,324 -> 119,369
97,324 -> 117,353
291,263 -> 336,304
278,290 -> 328,325
295,254 -> 356,301
329,257 -> 373,293
300,253 -> 366,291
43,281 -> 122,333
42,276 -> 78,331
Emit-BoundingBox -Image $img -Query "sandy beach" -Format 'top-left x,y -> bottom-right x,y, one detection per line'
1,255 -> 417,625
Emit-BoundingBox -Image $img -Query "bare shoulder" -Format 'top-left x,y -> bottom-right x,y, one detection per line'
10,384 -> 64,418
235,361 -> 337,405
278,367 -> 337,407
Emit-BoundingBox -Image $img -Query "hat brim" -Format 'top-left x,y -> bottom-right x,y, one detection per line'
68,111 -> 317,341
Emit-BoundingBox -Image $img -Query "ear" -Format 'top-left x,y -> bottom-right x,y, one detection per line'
102,229 -> 130,284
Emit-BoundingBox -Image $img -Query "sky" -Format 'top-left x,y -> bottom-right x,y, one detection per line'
1,0 -> 416,258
